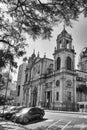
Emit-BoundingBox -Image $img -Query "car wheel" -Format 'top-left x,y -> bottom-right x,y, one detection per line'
18,117 -> 23,123
40,115 -> 43,119
23,117 -> 29,124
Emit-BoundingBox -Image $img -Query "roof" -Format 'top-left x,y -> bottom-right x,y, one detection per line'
57,28 -> 72,40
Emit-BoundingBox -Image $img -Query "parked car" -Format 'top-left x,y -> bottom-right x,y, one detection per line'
0,106 -> 17,117
0,105 -> 8,112
11,107 -> 45,124
4,106 -> 26,120
0,106 -> 4,110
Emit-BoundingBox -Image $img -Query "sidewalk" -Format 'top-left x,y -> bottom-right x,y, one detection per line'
0,118 -> 30,130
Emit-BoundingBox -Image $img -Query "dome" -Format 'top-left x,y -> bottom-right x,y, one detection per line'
80,47 -> 87,58
82,47 -> 87,53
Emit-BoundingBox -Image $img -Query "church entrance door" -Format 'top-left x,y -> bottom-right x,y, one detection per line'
32,87 -> 37,107
46,91 -> 52,109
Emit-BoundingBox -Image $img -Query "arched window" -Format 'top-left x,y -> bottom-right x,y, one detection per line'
57,57 -> 61,70
56,80 -> 60,87
25,74 -> 28,82
60,43 -> 62,49
66,56 -> 72,70
66,43 -> 69,49
17,85 -> 20,96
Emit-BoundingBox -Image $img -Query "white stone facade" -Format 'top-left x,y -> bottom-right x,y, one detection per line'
19,29 -> 87,111
16,63 -> 27,106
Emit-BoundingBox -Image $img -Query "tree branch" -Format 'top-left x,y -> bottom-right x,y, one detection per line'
0,39 -> 15,48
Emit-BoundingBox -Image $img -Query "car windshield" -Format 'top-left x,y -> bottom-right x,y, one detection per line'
18,108 -> 29,114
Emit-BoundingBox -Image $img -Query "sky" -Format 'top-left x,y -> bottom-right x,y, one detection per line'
12,14 -> 87,82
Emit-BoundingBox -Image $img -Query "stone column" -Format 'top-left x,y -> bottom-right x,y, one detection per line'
37,84 -> 40,106
30,88 -> 33,106
60,75 -> 65,108
73,77 -> 77,110
40,85 -> 42,106
41,84 -> 45,107
52,80 -> 55,109
26,87 -> 29,107
28,88 -> 31,106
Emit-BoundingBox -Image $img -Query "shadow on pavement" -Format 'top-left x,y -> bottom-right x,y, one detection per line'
0,117 -> 48,130
23,118 -> 48,125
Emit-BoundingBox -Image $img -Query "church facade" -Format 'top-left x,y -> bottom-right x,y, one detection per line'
22,29 -> 87,111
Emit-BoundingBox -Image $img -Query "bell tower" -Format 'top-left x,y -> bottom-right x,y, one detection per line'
53,28 -> 76,72
53,28 -> 76,111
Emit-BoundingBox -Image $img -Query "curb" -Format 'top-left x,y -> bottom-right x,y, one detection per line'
45,110 -> 87,115
17,123 -> 30,130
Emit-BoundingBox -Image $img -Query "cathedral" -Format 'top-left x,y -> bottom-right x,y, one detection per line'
22,28 -> 87,111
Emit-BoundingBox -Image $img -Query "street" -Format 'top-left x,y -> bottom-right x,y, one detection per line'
0,110 -> 87,130
25,111 -> 87,130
